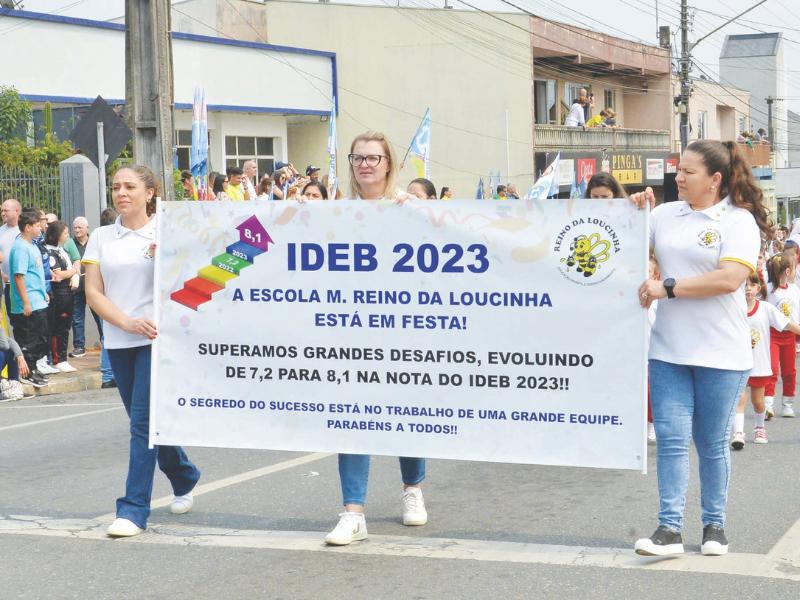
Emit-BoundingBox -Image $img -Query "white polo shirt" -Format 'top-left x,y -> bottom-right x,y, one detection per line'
748,300 -> 789,377
0,224 -> 20,279
767,284 -> 800,322
649,197 -> 760,370
82,216 -> 156,349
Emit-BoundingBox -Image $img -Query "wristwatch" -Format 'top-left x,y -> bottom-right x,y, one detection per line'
663,278 -> 676,299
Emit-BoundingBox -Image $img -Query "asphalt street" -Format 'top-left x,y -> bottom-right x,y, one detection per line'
2,388 -> 800,599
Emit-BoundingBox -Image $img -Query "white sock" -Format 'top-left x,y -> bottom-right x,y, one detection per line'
754,411 -> 766,428
765,396 -> 774,411
733,412 -> 745,434
784,396 -> 794,409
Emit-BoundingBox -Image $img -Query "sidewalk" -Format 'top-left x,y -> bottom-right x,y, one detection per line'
23,349 -> 104,397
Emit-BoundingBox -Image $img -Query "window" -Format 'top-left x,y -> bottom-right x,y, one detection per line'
225,135 -> 275,178
697,110 -> 707,139
534,79 -> 557,124
603,89 -> 616,110
175,130 -> 193,172
565,83 -> 584,106
739,116 -> 747,134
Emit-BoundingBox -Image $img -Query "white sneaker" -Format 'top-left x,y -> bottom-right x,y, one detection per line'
36,358 -> 59,375
783,404 -> 795,418
55,361 -> 77,373
402,486 -> 428,526
9,380 -> 25,400
647,423 -> 657,445
170,493 -> 194,514
325,512 -> 367,545
107,517 -> 143,537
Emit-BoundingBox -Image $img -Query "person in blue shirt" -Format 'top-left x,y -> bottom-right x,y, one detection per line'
9,208 -> 49,387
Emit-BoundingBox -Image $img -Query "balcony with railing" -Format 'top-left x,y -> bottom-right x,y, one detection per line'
738,142 -> 771,168
534,125 -> 671,153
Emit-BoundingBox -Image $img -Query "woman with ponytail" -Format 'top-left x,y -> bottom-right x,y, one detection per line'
84,165 -> 201,537
630,140 -> 766,557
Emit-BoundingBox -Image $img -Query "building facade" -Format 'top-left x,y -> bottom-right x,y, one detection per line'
0,6 -> 334,181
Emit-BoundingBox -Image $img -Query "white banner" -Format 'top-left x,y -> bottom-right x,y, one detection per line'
152,199 -> 649,471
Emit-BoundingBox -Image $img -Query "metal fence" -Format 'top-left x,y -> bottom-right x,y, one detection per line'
0,165 -> 62,214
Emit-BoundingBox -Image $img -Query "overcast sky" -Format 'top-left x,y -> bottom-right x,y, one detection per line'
13,0 -> 800,114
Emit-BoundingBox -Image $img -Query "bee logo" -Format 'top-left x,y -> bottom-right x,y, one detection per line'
697,228 -> 721,249
751,328 -> 761,349
561,233 -> 612,278
780,299 -> 793,318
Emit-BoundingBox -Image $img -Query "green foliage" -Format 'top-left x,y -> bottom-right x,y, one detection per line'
174,167 -> 186,200
0,134 -> 73,168
43,102 -> 53,137
0,85 -> 32,141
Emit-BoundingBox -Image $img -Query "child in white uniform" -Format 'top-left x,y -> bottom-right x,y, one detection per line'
732,272 -> 800,448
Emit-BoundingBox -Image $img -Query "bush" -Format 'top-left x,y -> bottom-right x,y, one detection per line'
0,134 -> 73,168
0,85 -> 32,142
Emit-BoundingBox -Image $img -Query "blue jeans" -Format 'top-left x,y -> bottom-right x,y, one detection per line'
2,349 -> 19,380
338,454 -> 426,506
100,345 -> 113,383
649,359 -> 748,531
72,291 -> 87,350
108,345 -> 200,529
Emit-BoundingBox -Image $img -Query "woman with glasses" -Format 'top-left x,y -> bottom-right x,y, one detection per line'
325,131 -> 428,546
212,174 -> 230,202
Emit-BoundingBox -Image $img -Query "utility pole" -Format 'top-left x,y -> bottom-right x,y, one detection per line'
679,0 -> 690,153
125,0 -> 175,201
766,96 -> 774,144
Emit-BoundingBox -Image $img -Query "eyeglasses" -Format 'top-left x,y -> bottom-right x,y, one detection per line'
348,154 -> 388,167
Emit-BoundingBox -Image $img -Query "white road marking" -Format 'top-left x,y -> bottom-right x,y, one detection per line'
0,406 -> 122,432
2,403 -> 120,409
94,452 -> 334,522
767,515 -> 800,566
0,515 -> 797,581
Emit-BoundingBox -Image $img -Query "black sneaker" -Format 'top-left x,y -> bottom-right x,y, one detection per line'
634,526 -> 684,556
101,380 -> 117,389
34,369 -> 49,382
21,373 -> 47,388
701,524 -> 729,556
69,348 -> 86,358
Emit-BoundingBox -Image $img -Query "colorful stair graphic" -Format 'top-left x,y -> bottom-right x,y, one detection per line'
170,215 -> 273,311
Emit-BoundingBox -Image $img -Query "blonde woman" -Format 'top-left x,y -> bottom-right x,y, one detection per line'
325,131 -> 427,546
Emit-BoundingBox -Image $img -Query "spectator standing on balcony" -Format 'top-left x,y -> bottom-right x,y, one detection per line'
581,88 -> 595,121
755,128 -> 768,143
507,184 -> 520,199
565,92 -> 587,127
603,108 -> 617,127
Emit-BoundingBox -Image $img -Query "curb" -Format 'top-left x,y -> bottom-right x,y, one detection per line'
23,370 -> 103,397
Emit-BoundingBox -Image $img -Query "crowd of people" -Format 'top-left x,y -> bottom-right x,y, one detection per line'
0,199 -> 118,396
0,129 -> 788,561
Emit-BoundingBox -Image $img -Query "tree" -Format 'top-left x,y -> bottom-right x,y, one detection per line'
0,85 -> 32,141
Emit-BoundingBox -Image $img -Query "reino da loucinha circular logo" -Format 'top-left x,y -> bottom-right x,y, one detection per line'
554,217 -> 620,285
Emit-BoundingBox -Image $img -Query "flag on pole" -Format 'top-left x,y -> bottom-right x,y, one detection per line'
408,108 -> 431,178
570,170 -> 581,199
327,97 -> 337,191
475,177 -> 485,199
488,170 -> 501,196
524,153 -> 561,200
190,87 -> 208,200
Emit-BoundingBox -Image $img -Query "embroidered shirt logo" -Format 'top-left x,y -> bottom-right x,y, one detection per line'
697,228 -> 721,249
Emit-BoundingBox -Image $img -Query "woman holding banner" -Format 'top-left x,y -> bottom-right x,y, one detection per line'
324,131 -> 427,546
631,140 -> 769,557
84,165 -> 201,538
